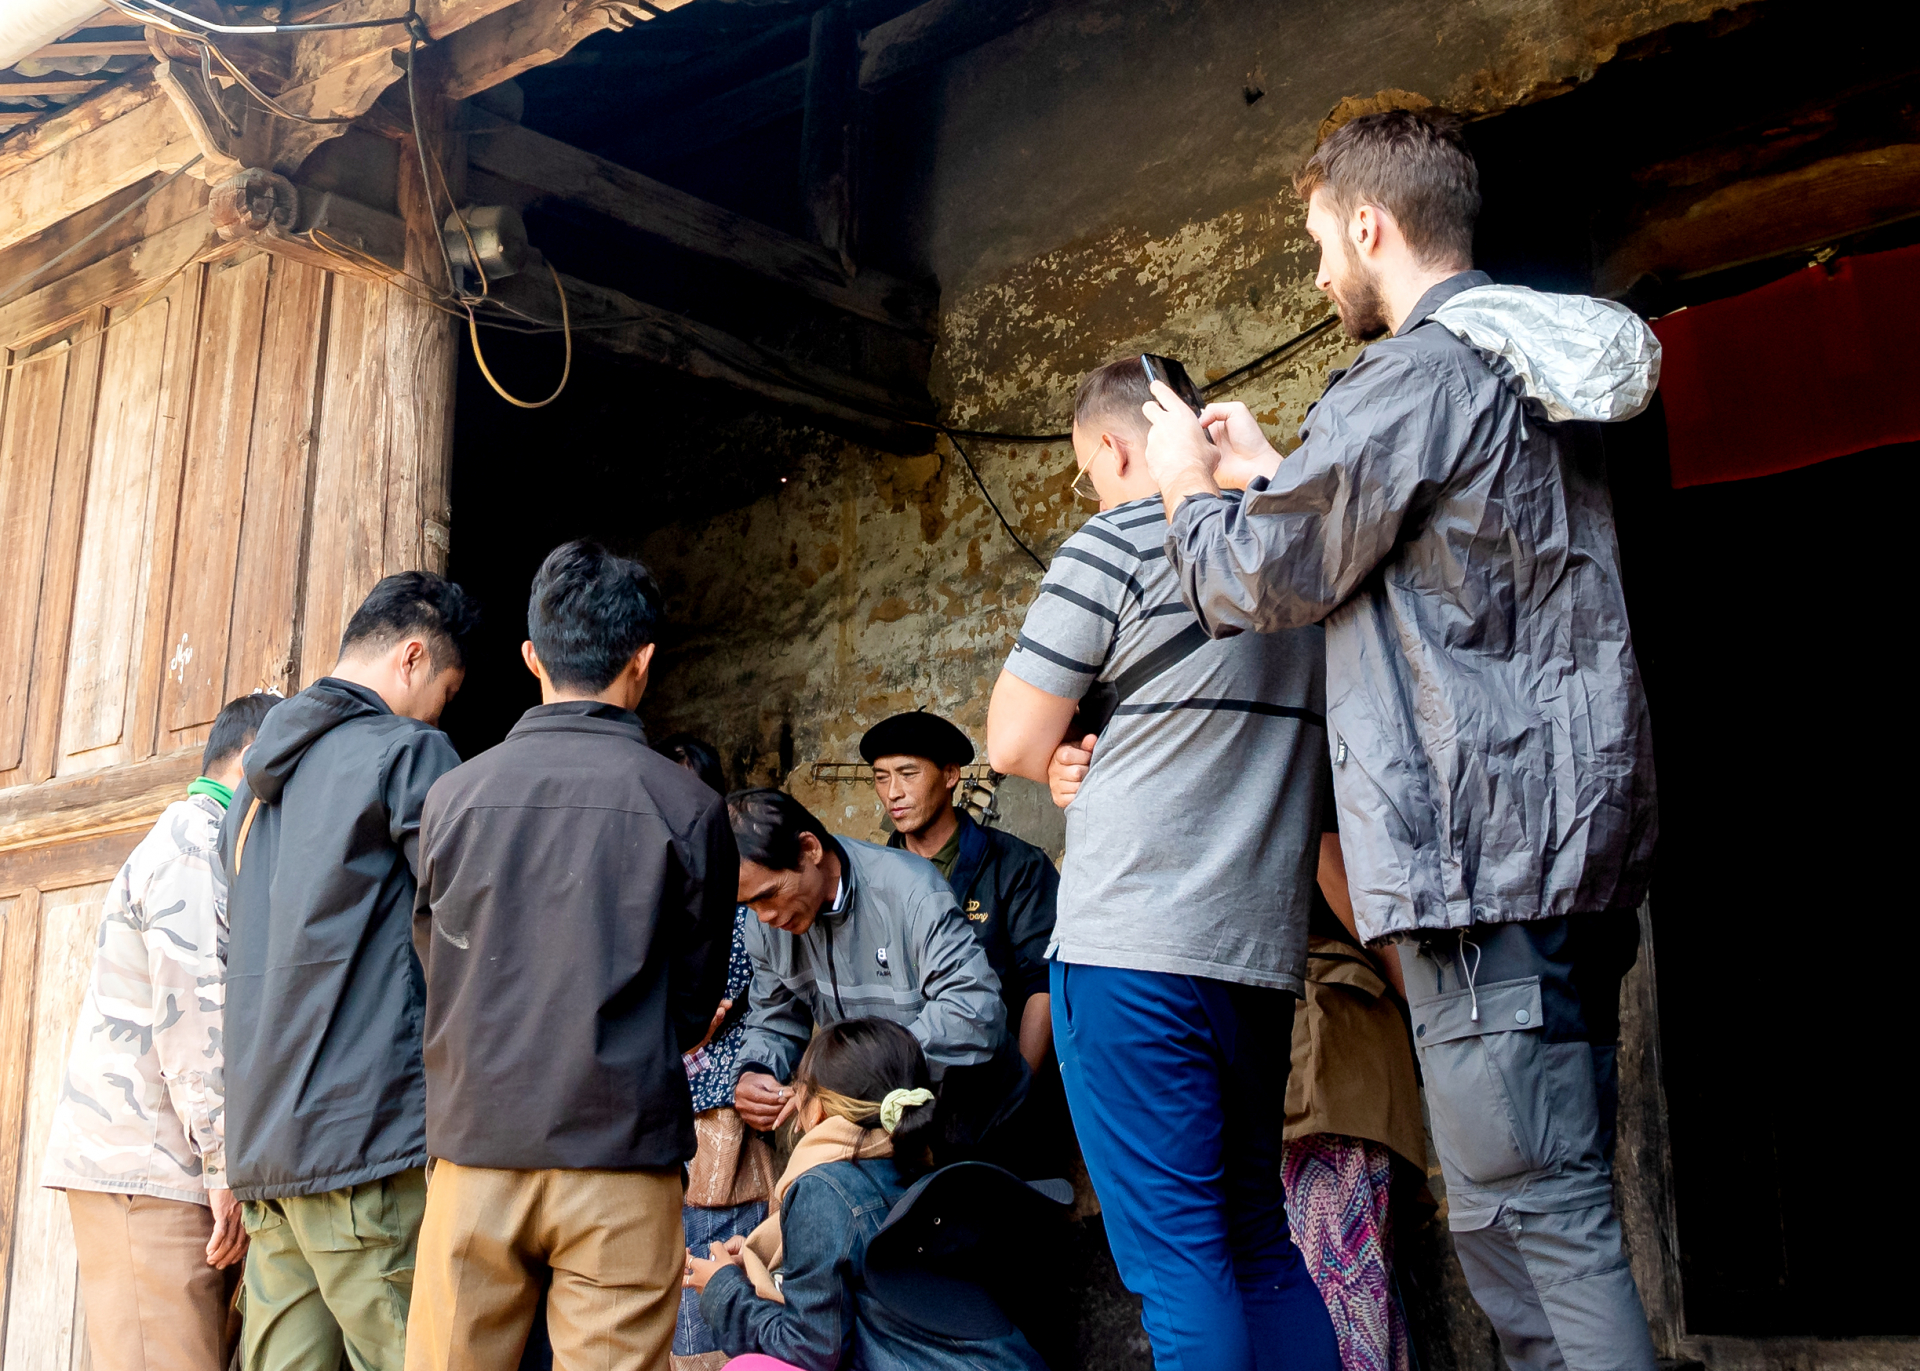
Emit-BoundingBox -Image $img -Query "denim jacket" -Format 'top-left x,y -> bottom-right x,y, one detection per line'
700,1158 -> 1047,1371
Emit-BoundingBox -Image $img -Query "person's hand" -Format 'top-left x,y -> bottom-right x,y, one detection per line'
1142,380 -> 1223,508
205,1187 -> 248,1269
1194,400 -> 1282,489
1048,735 -> 1096,809
735,1071 -> 795,1131
688,999 -> 732,1056
685,1239 -> 745,1291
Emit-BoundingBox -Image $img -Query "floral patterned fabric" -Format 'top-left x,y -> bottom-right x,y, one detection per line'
686,907 -> 754,1115
1281,1133 -> 1411,1371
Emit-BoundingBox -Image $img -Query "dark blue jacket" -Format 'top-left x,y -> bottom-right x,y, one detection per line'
888,812 -> 1057,1026
699,1159 -> 1048,1371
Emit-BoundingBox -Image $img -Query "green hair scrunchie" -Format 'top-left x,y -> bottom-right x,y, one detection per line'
878,1087 -> 935,1133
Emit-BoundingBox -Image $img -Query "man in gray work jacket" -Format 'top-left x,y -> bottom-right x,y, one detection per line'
1132,111 -> 1661,1371
726,788 -> 1025,1157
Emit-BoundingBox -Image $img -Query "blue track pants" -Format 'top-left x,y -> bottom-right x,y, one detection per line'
1052,961 -> 1340,1371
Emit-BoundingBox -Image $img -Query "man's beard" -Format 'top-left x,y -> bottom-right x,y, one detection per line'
1330,240 -> 1390,341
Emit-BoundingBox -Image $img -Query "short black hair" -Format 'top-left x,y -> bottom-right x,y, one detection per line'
202,693 -> 278,773
527,540 -> 663,693
338,571 -> 479,674
726,787 -> 832,871
656,732 -> 724,796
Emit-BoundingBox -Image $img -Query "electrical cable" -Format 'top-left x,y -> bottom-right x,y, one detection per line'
0,155 -> 204,309
106,0 -> 419,36
942,429 -> 1046,572
467,262 -> 572,408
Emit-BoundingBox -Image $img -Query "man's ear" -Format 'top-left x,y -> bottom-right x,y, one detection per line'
797,830 -> 823,867
942,763 -> 964,796
631,641 -> 657,682
397,637 -> 431,683
1107,432 -> 1130,479
520,640 -> 545,681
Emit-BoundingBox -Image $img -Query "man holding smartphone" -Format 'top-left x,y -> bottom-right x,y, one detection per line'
987,356 -> 1338,1371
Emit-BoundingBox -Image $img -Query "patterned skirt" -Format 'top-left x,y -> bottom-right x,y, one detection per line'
1281,1133 -> 1411,1371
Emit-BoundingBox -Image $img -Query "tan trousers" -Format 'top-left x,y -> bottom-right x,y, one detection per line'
67,1189 -> 233,1371
405,1161 -> 684,1371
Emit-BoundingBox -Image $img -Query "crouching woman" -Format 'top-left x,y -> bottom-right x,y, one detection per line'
687,1019 -> 1047,1371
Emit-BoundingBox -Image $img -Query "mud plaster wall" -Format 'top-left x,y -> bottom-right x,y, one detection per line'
638,0 -> 1723,849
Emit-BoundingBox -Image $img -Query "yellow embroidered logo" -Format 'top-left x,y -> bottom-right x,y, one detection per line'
965,900 -> 987,922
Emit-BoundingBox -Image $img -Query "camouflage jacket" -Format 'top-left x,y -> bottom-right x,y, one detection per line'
42,795 -> 228,1203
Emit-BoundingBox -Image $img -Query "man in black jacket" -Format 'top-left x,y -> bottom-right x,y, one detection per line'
408,541 -> 736,1370
220,571 -> 475,1371
863,711 -> 1057,1074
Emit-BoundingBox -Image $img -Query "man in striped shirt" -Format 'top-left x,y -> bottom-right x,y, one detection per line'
987,358 -> 1339,1371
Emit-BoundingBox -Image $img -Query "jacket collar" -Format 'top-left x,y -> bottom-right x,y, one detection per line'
944,812 -> 992,905
1396,269 -> 1491,337
505,700 -> 648,743
820,836 -> 856,924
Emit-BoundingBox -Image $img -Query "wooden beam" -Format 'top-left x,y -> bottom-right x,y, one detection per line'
0,749 -> 200,855
858,0 -> 1059,90
442,0 -> 695,102
25,40 -> 153,59
0,113 -> 41,129
637,60 -> 805,164
0,79 -> 200,256
0,830 -> 146,900
0,207 -> 218,346
465,122 -> 934,333
799,0 -> 860,260
485,256 -> 932,438
0,65 -> 168,182
0,77 -> 109,97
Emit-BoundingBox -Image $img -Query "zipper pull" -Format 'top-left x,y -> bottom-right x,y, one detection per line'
1336,736 -> 1348,766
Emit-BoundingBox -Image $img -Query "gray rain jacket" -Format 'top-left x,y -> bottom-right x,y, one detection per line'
735,837 -> 1007,1084
1167,272 -> 1659,943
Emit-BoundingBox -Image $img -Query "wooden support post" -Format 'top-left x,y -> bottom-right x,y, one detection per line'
800,0 -> 861,262
0,887 -> 45,1327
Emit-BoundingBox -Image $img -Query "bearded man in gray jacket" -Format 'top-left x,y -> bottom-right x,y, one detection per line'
727,789 -> 1023,1154
1126,110 -> 1662,1371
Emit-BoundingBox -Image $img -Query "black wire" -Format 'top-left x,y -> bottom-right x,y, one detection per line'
912,313 -> 1343,443
111,0 -> 416,34
943,429 -> 1047,573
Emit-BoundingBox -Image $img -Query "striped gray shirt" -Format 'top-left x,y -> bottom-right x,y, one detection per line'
1005,495 -> 1328,990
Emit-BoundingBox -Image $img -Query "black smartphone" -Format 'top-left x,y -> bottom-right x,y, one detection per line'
1140,354 -> 1213,441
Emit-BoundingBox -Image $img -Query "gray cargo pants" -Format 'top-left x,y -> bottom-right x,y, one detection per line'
1397,911 -> 1657,1371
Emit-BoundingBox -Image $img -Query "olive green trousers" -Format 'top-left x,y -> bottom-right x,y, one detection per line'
239,1168 -> 427,1371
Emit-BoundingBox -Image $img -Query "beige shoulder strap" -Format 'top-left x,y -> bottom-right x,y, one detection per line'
234,797 -> 262,875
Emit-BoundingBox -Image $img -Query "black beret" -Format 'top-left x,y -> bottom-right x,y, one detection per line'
859,711 -> 975,767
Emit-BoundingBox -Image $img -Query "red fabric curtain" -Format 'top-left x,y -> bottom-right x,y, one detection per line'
1650,242 -> 1920,487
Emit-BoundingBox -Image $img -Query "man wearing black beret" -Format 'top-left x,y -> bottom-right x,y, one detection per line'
862,712 -> 1059,1085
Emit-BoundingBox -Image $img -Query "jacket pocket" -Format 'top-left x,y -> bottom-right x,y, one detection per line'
1410,976 -> 1555,1186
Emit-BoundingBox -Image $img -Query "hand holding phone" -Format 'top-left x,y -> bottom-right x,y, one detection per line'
1141,355 -> 1214,443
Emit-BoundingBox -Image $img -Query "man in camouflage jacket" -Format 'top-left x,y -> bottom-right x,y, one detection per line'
42,693 -> 275,1371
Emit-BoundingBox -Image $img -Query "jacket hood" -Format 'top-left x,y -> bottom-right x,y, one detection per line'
1429,283 -> 1661,423
244,678 -> 390,803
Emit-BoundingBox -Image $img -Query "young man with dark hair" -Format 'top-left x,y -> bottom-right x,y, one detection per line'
861,710 -> 1058,1074
407,540 -> 737,1370
42,693 -> 275,1371
726,788 -> 1019,1153
1135,108 -> 1663,1370
988,358 -> 1340,1371
219,570 -> 477,1371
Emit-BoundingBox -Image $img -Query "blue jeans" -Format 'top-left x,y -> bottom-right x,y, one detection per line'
1052,961 -> 1339,1371
674,1199 -> 767,1355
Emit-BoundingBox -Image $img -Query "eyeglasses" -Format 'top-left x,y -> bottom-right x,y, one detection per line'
1071,452 -> 1099,503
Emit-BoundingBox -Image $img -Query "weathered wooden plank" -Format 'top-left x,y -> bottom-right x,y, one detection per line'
381,283 -> 457,578
224,259 -> 330,702
17,317 -> 105,787
0,70 -> 169,184
465,124 -> 934,333
0,882 -> 109,1371
0,339 -> 73,777
0,749 -> 201,855
0,207 -> 219,351
0,834 -> 143,903
162,253 -> 273,735
56,296 -> 172,769
800,1 -> 860,260
0,887 -> 44,1333
0,83 -> 200,256
0,77 -> 108,98
24,41 -> 153,59
300,275 -> 392,687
